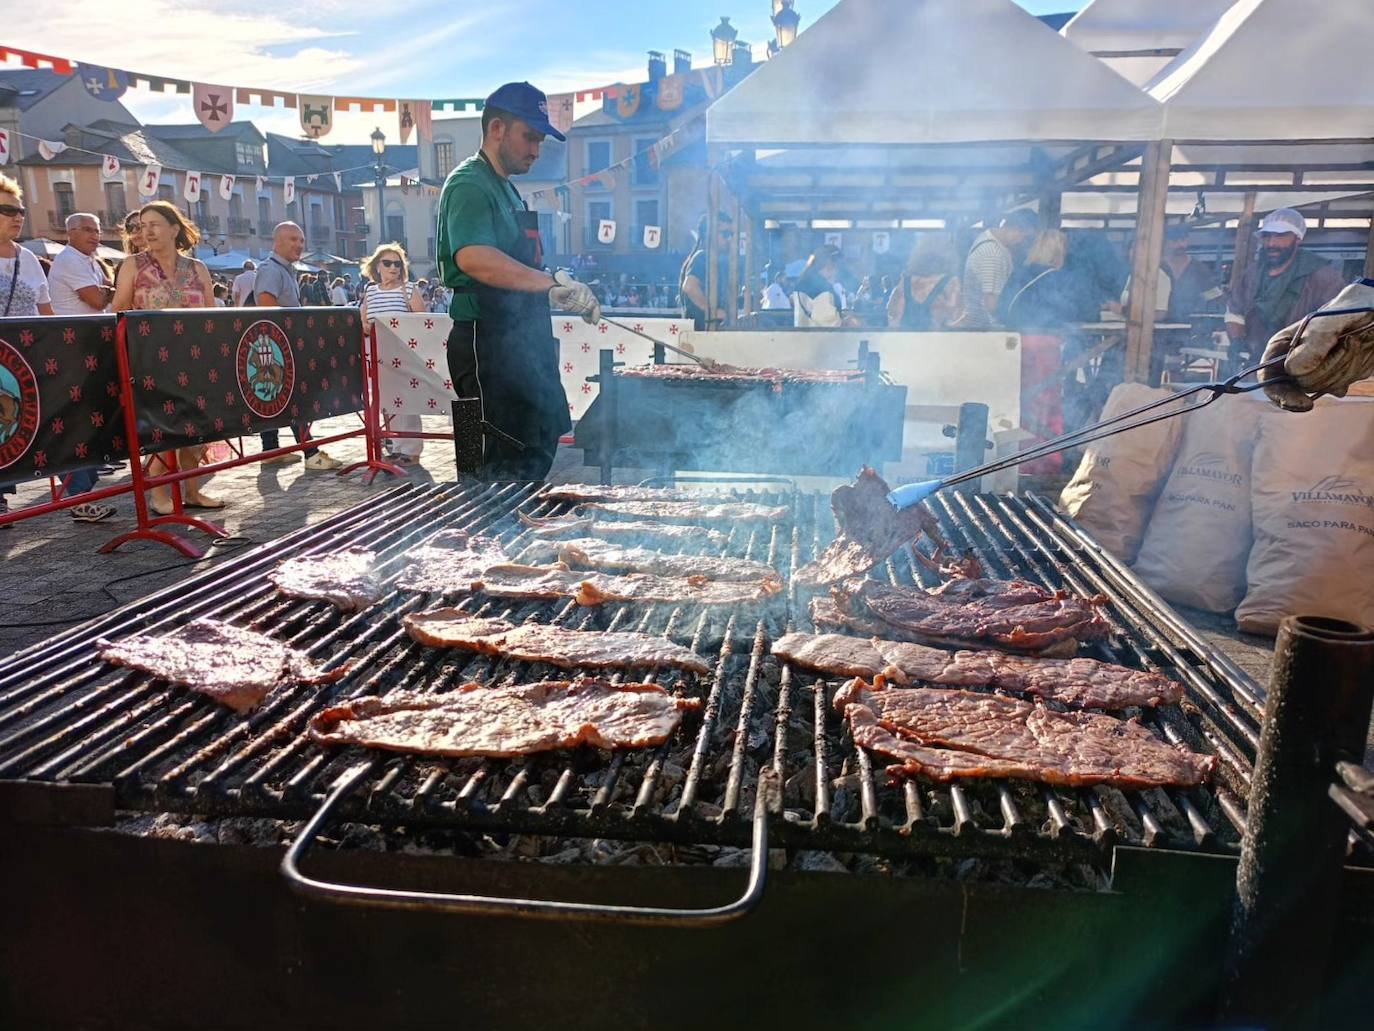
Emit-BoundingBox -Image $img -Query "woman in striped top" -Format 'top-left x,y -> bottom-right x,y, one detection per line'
361,242 -> 427,462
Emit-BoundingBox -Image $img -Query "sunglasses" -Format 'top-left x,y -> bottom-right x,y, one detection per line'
379,259 -> 402,268
0,204 -> 26,218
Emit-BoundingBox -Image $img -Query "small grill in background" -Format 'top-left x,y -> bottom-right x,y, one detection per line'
573,342 -> 908,481
2,480 -> 1372,1029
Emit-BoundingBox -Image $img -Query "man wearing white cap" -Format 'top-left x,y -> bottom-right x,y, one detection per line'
1225,207 -> 1343,360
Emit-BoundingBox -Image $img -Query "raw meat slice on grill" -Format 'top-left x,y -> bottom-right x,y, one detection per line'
475,564 -> 783,606
544,538 -> 782,587
833,677 -> 1213,789
395,530 -> 510,594
269,547 -> 382,612
585,500 -> 789,524
771,632 -> 1182,709
518,511 -> 730,549
99,619 -> 347,714
832,576 -> 1111,653
795,468 -> 949,587
309,679 -> 702,758
403,611 -> 712,674
539,484 -> 737,504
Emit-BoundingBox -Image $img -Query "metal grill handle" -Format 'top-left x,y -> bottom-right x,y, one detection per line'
281,762 -> 775,927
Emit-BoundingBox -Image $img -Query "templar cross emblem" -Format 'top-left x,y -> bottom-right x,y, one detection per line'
201,94 -> 228,123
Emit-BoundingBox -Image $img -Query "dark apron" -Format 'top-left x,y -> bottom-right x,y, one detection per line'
448,194 -> 569,481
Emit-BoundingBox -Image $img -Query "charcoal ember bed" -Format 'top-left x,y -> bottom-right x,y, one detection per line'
0,480 -> 1271,871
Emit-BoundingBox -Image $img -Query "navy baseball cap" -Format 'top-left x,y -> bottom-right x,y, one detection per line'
484,82 -> 565,142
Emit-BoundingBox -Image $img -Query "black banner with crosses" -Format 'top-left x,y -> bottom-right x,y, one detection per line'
0,314 -> 127,482
125,307 -> 366,451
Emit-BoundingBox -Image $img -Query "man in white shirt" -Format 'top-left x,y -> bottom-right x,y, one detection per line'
231,260 -> 256,306
48,213 -> 112,315
47,212 -> 117,521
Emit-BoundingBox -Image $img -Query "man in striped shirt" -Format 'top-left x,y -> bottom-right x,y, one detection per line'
957,209 -> 1039,329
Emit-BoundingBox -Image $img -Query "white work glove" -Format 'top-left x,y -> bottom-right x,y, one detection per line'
549,269 -> 601,325
1260,281 -> 1374,412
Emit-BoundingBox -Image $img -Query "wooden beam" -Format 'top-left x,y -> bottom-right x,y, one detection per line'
1229,192 -> 1258,298
1123,140 -> 1173,384
726,190 -> 740,328
706,165 -> 721,329
743,209 -> 757,320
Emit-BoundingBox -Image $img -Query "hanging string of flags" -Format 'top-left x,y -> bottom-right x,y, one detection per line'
0,41 -> 724,145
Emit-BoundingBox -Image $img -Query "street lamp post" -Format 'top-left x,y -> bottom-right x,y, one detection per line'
772,1 -> 801,49
711,17 -> 738,65
370,126 -> 386,250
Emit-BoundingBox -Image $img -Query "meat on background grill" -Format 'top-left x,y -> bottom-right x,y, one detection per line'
475,564 -> 784,606
518,511 -> 730,549
539,484 -> 737,504
99,619 -> 348,714
771,632 -> 1184,709
269,547 -> 383,612
308,679 -> 702,758
403,610 -> 712,674
583,500 -> 789,524
834,677 -> 1215,789
393,531 -> 510,594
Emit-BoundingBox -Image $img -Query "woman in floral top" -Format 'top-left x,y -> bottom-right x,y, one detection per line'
112,201 -> 221,515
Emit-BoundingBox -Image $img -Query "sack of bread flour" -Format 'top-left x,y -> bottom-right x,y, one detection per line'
1060,384 -> 1189,561
1132,394 -> 1262,612
1236,397 -> 1374,635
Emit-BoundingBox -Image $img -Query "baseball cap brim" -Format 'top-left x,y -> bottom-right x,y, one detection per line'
525,113 -> 565,143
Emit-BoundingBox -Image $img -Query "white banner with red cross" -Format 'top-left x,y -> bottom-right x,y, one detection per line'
373,313 -> 685,423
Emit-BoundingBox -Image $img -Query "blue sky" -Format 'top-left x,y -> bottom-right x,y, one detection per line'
12,1 -> 1084,143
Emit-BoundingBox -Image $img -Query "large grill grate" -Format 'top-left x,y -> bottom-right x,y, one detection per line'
0,481 -> 1272,865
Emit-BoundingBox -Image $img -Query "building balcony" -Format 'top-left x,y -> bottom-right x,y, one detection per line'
48,210 -> 74,231
227,216 -> 253,237
99,208 -> 128,228
308,223 -> 332,244
583,226 -> 615,248
198,215 -> 221,235
258,221 -> 273,237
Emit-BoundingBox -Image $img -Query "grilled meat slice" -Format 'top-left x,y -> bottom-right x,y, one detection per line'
309,679 -> 702,758
517,511 -> 730,549
771,632 -> 1182,709
833,677 -> 1213,788
269,547 -> 382,612
585,500 -> 788,524
403,611 -> 711,674
540,484 -> 736,504
395,530 -> 509,594
834,577 -> 1111,653
99,619 -> 347,714
476,564 -> 783,606
795,467 -> 948,587
547,538 -> 781,587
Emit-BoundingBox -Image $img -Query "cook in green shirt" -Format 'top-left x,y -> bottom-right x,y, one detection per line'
435,152 -> 528,322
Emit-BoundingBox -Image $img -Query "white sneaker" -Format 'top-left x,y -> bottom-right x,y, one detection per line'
303,451 -> 343,471
261,452 -> 299,466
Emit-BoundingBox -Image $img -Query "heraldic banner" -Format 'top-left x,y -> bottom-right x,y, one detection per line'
0,314 -> 127,481
125,308 -> 366,451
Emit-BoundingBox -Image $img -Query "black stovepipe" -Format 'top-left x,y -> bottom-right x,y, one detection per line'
1219,614 -> 1374,1029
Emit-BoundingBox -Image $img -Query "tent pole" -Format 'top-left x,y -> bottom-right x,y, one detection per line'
1124,139 -> 1173,384
1229,191 -> 1258,298
706,159 -> 721,329
743,208 -> 757,323
726,188 -> 741,328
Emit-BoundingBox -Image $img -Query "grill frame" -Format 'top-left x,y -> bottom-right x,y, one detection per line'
0,480 -> 1275,873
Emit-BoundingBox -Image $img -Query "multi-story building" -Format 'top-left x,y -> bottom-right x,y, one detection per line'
564,49 -> 754,284
144,121 -> 268,255
0,68 -> 138,162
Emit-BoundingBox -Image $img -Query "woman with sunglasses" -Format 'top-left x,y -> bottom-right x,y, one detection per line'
361,242 -> 426,463
121,210 -> 145,256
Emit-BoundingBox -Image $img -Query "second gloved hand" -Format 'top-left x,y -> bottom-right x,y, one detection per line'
1260,281 -> 1374,412
549,269 -> 601,325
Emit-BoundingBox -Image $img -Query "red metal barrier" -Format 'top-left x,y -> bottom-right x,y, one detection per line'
338,323 -> 406,485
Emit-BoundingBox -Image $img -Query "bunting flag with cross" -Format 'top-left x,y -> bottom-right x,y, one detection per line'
193,83 -> 234,133
77,64 -> 129,102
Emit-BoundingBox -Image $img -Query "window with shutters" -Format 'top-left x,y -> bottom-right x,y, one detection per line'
633,138 -> 659,186
434,140 -> 454,177
103,182 -> 127,221
258,195 -> 272,236
54,182 -> 76,218
585,140 -> 611,184
634,199 -> 659,248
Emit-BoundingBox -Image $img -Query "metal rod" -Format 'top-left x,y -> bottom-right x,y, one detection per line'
601,316 -> 715,368
1220,615 -> 1374,1028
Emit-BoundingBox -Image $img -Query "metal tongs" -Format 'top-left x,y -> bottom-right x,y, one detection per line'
600,316 -> 722,370
888,303 -> 1374,511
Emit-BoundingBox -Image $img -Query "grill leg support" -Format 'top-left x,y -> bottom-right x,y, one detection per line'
953,402 -> 989,490
1220,615 -> 1374,1029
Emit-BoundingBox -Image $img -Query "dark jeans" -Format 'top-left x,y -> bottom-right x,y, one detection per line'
66,467 -> 99,496
260,425 -> 318,458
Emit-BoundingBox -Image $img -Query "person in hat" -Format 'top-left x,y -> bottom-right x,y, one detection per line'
1225,208 -> 1344,361
436,81 -> 599,480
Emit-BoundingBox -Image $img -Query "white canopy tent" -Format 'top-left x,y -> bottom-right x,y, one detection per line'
706,0 -> 1163,148
1061,0 -> 1239,86
1150,0 -> 1374,142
